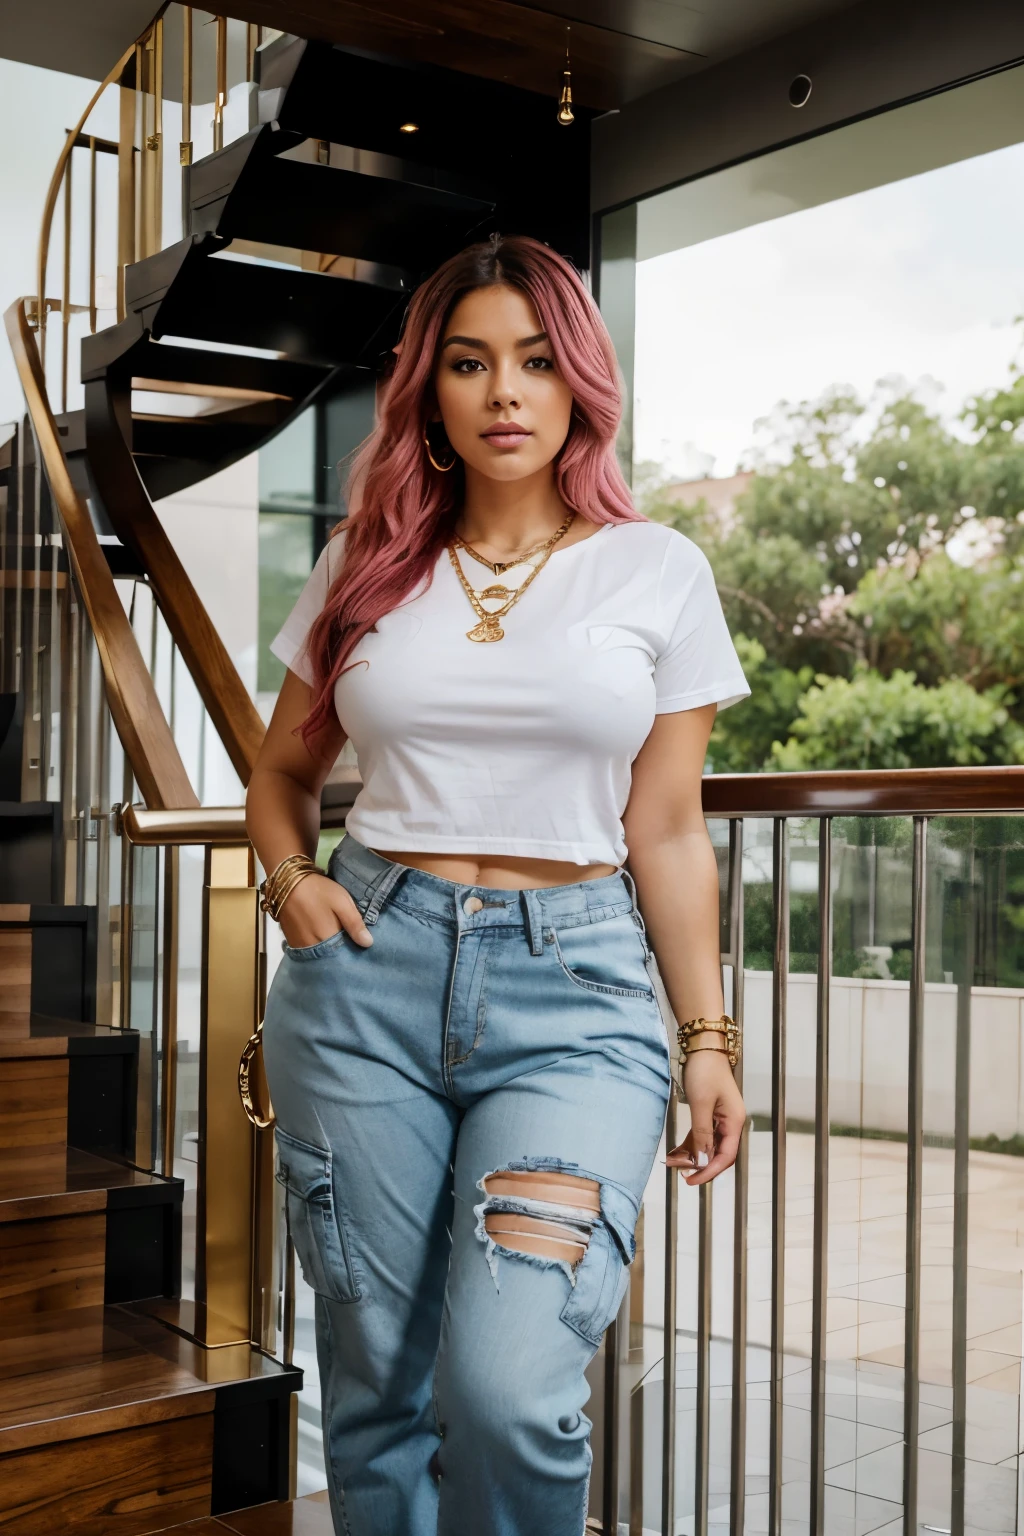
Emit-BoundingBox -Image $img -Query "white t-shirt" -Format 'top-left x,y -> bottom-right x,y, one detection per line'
271,520 -> 749,866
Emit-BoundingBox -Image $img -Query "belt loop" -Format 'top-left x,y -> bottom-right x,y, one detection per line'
519,889 -> 545,956
363,861 -> 408,927
621,868 -> 648,940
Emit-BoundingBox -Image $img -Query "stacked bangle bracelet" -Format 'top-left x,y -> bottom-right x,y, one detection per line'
259,853 -> 321,921
676,1014 -> 741,1069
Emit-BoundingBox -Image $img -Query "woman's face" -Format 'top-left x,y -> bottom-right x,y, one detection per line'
432,284 -> 574,484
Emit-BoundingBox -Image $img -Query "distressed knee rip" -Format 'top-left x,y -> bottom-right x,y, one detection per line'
474,1166 -> 602,1289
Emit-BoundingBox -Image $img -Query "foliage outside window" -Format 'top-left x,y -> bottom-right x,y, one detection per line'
638,343 -> 1024,774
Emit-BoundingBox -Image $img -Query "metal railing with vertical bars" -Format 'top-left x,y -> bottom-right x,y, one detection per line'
595,770 -> 1024,1536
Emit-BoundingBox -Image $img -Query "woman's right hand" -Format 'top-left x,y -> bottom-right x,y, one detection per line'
278,872 -> 374,950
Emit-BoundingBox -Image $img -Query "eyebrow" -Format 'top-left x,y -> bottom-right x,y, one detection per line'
440,332 -> 549,351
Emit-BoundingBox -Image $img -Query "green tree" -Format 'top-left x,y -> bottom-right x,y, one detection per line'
638,355 -> 1024,771
770,669 -> 1024,771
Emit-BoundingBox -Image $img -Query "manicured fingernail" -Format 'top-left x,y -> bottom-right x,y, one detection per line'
697,1150 -> 709,1169
358,929 -> 373,947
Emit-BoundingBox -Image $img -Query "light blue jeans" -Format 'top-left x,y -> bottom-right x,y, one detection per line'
262,834 -> 671,1536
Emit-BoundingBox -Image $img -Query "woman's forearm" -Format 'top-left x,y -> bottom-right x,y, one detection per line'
628,829 -> 725,1026
245,766 -> 323,874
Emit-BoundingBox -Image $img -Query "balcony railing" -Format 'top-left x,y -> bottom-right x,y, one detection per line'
596,776 -> 1024,1536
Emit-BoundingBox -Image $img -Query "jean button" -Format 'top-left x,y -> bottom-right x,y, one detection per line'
463,896 -> 484,915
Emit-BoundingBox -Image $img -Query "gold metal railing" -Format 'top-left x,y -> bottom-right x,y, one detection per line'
120,801 -> 276,1353
35,2 -> 255,406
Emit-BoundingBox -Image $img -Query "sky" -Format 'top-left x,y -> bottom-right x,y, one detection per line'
634,138 -> 1024,483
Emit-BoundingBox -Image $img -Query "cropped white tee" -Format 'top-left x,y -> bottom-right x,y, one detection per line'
271,520 -> 749,866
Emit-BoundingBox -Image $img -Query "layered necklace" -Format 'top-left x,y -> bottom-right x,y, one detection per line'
447,512 -> 575,642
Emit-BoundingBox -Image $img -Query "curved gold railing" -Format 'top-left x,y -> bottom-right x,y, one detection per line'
24,0 -> 269,799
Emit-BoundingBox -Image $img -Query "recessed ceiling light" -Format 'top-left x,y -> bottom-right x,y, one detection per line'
399,122 -> 419,133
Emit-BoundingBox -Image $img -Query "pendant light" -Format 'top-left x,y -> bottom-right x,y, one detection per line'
557,29 -> 574,125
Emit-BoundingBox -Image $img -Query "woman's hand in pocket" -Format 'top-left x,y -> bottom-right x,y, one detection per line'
279,873 -> 374,950
667,1050 -> 745,1187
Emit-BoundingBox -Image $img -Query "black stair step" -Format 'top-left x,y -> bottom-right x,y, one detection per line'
114,237 -> 403,368
131,411 -> 281,460
83,331 -> 332,401
256,36 -> 592,271
188,124 -> 495,274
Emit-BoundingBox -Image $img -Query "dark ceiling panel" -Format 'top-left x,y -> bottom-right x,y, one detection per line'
514,0 -> 860,62
0,0 -> 862,103
217,0 -> 705,107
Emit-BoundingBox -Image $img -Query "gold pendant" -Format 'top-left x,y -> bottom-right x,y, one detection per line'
467,618 -> 504,643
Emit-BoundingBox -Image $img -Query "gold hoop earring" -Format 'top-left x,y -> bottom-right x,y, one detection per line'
423,427 -> 457,472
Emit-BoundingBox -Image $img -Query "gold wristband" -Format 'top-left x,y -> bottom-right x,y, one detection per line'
677,1014 -> 741,1068
684,1032 -> 729,1054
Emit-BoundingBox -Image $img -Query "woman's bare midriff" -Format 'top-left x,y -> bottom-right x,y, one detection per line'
371,850 -> 618,890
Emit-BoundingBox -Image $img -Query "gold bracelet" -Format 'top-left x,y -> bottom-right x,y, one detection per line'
684,1032 -> 729,1054
260,854 -> 321,921
677,1014 -> 741,1068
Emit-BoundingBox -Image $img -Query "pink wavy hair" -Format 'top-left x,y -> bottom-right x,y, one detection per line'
301,233 -> 644,746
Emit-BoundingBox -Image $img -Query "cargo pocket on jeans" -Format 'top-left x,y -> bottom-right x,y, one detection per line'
275,1127 -> 361,1303
560,1179 -> 639,1346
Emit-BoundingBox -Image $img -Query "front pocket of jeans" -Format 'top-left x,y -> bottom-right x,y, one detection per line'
275,1128 -> 361,1302
283,929 -> 349,961
552,917 -> 655,1000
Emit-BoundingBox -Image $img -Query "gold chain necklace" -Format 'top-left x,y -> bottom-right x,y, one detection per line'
447,512 -> 575,643
453,518 -> 571,576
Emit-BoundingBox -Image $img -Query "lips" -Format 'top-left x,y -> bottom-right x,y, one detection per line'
481,423 -> 532,448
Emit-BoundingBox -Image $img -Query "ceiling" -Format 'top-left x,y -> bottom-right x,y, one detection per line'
0,0 -> 860,107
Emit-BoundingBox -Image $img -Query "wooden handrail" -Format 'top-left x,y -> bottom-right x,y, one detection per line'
85,381 -> 267,786
5,297 -> 198,810
701,765 -> 1024,817
121,803 -> 247,845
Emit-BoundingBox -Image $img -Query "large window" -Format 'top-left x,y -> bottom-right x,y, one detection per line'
631,62 -> 1024,778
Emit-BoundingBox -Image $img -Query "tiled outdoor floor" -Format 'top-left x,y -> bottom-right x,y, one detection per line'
626,1130 -> 1024,1534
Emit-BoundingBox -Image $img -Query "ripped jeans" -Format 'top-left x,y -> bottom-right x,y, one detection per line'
262,834 -> 671,1536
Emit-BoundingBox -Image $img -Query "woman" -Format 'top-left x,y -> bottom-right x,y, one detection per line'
247,234 -> 748,1536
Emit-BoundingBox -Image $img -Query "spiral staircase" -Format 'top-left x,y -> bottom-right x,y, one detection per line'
0,15 -> 591,1532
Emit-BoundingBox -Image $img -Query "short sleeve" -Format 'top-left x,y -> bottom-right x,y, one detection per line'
654,537 -> 750,714
269,532 -> 346,685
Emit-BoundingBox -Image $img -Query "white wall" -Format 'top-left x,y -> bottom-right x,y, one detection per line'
154,453 -> 260,806
744,970 -> 1024,1141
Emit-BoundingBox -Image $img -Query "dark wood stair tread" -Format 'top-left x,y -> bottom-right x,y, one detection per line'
156,1492 -> 332,1533
0,1143 -> 179,1221
0,1014 -> 135,1058
0,1304 -> 298,1454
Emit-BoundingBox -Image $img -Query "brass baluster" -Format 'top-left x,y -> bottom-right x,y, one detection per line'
152,15 -> 163,253
180,6 -> 192,236
88,135 -> 97,333
214,15 -> 227,152
61,148 -> 72,413
117,51 -> 137,321
139,23 -> 162,258
246,21 -> 262,82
